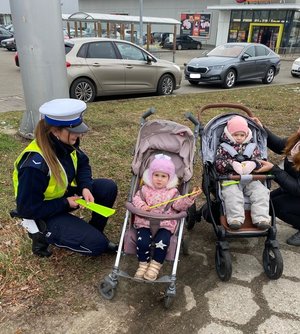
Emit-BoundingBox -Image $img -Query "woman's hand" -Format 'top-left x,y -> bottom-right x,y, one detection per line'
251,116 -> 263,128
67,195 -> 82,209
82,188 -> 94,203
254,160 -> 274,173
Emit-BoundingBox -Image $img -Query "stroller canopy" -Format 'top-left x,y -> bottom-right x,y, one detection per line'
131,119 -> 195,182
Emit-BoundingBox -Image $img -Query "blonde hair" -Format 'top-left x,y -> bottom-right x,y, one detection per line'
284,132 -> 300,171
34,119 -> 64,185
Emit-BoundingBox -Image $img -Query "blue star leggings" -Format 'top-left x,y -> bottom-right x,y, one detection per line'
136,227 -> 172,264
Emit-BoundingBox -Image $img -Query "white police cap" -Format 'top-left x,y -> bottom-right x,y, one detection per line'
39,98 -> 89,133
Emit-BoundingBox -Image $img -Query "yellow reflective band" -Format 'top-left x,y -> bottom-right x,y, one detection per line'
222,180 -> 240,187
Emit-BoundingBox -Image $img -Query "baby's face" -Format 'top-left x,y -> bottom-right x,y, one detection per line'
152,172 -> 169,189
232,131 -> 247,144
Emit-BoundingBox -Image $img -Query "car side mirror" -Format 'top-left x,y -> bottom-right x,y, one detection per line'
146,55 -> 153,63
242,54 -> 250,60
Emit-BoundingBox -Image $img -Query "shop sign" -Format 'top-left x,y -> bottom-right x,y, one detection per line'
180,13 -> 211,38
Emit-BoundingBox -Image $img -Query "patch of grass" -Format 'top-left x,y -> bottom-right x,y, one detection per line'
0,84 -> 299,309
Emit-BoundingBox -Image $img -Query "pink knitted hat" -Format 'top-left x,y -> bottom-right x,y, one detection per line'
227,115 -> 249,135
149,154 -> 175,180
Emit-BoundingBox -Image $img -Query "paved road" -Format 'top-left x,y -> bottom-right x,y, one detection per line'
0,48 -> 298,113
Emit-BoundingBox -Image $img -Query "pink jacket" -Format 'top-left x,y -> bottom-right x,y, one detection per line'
132,185 -> 194,233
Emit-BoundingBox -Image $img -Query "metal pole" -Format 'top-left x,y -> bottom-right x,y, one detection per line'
139,0 -> 143,46
10,0 -> 69,138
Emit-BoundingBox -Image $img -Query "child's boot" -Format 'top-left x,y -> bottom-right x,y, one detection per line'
144,260 -> 162,281
134,262 -> 149,279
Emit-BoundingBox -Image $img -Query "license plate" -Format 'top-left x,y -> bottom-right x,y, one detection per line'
190,73 -> 201,79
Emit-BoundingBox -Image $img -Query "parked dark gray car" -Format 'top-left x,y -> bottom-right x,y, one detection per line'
0,27 -> 13,44
1,37 -> 16,51
184,42 -> 280,88
164,35 -> 202,50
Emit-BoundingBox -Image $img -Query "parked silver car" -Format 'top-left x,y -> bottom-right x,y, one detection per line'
66,37 -> 182,102
291,57 -> 300,77
184,42 -> 280,89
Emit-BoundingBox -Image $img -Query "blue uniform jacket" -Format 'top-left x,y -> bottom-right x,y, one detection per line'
15,134 -> 93,220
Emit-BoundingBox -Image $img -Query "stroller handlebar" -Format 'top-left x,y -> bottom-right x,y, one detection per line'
185,112 -> 199,126
197,103 -> 254,120
140,107 -> 156,125
185,112 -> 202,138
218,174 -> 275,181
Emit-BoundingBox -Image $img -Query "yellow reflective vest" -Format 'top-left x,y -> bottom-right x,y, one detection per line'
13,140 -> 77,200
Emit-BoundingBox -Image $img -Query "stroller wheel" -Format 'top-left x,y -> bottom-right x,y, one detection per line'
99,281 -> 115,300
215,246 -> 232,281
263,246 -> 283,280
163,295 -> 174,309
186,203 -> 201,230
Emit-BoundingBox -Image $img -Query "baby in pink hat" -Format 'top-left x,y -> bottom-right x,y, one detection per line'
215,115 -> 271,230
132,154 -> 201,281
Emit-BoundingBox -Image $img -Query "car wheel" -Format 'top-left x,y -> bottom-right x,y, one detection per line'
177,44 -> 182,50
196,43 -> 202,50
291,72 -> 298,78
70,78 -> 96,102
188,80 -> 199,86
262,67 -> 275,84
222,69 -> 236,89
157,74 -> 174,95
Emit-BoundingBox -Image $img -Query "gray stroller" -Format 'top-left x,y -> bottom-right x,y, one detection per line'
186,103 -> 283,281
99,108 -> 199,308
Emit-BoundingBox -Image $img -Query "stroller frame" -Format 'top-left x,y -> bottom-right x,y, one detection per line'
187,103 -> 283,281
99,108 -> 200,308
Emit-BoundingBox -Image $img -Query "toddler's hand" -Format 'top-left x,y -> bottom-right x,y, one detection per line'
141,205 -> 151,211
189,187 -> 202,199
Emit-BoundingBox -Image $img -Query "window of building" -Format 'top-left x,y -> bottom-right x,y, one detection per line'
231,10 -> 242,22
253,10 -> 269,23
242,11 -> 253,23
269,10 -> 287,23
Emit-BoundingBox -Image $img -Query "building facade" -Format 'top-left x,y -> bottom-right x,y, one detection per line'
78,0 -> 300,50
0,0 -> 79,25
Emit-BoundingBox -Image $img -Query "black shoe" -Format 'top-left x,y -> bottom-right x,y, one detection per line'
28,232 -> 52,257
106,241 -> 119,254
286,231 -> 300,246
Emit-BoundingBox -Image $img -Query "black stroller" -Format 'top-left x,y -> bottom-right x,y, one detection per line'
99,108 -> 200,308
187,103 -> 283,281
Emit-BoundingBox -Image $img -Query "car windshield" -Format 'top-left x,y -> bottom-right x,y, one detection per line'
207,44 -> 245,58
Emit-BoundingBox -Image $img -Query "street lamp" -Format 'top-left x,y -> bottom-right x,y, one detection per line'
139,0 -> 143,46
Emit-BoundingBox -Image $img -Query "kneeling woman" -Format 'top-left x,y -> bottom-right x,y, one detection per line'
253,117 -> 300,246
13,98 -> 118,257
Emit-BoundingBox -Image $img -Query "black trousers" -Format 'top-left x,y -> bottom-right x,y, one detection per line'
45,178 -> 118,256
271,188 -> 300,230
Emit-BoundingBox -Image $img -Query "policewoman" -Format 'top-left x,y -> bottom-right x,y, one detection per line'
13,98 -> 118,257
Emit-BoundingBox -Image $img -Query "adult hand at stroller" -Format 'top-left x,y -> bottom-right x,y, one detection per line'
251,116 -> 263,128
254,160 -> 274,173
